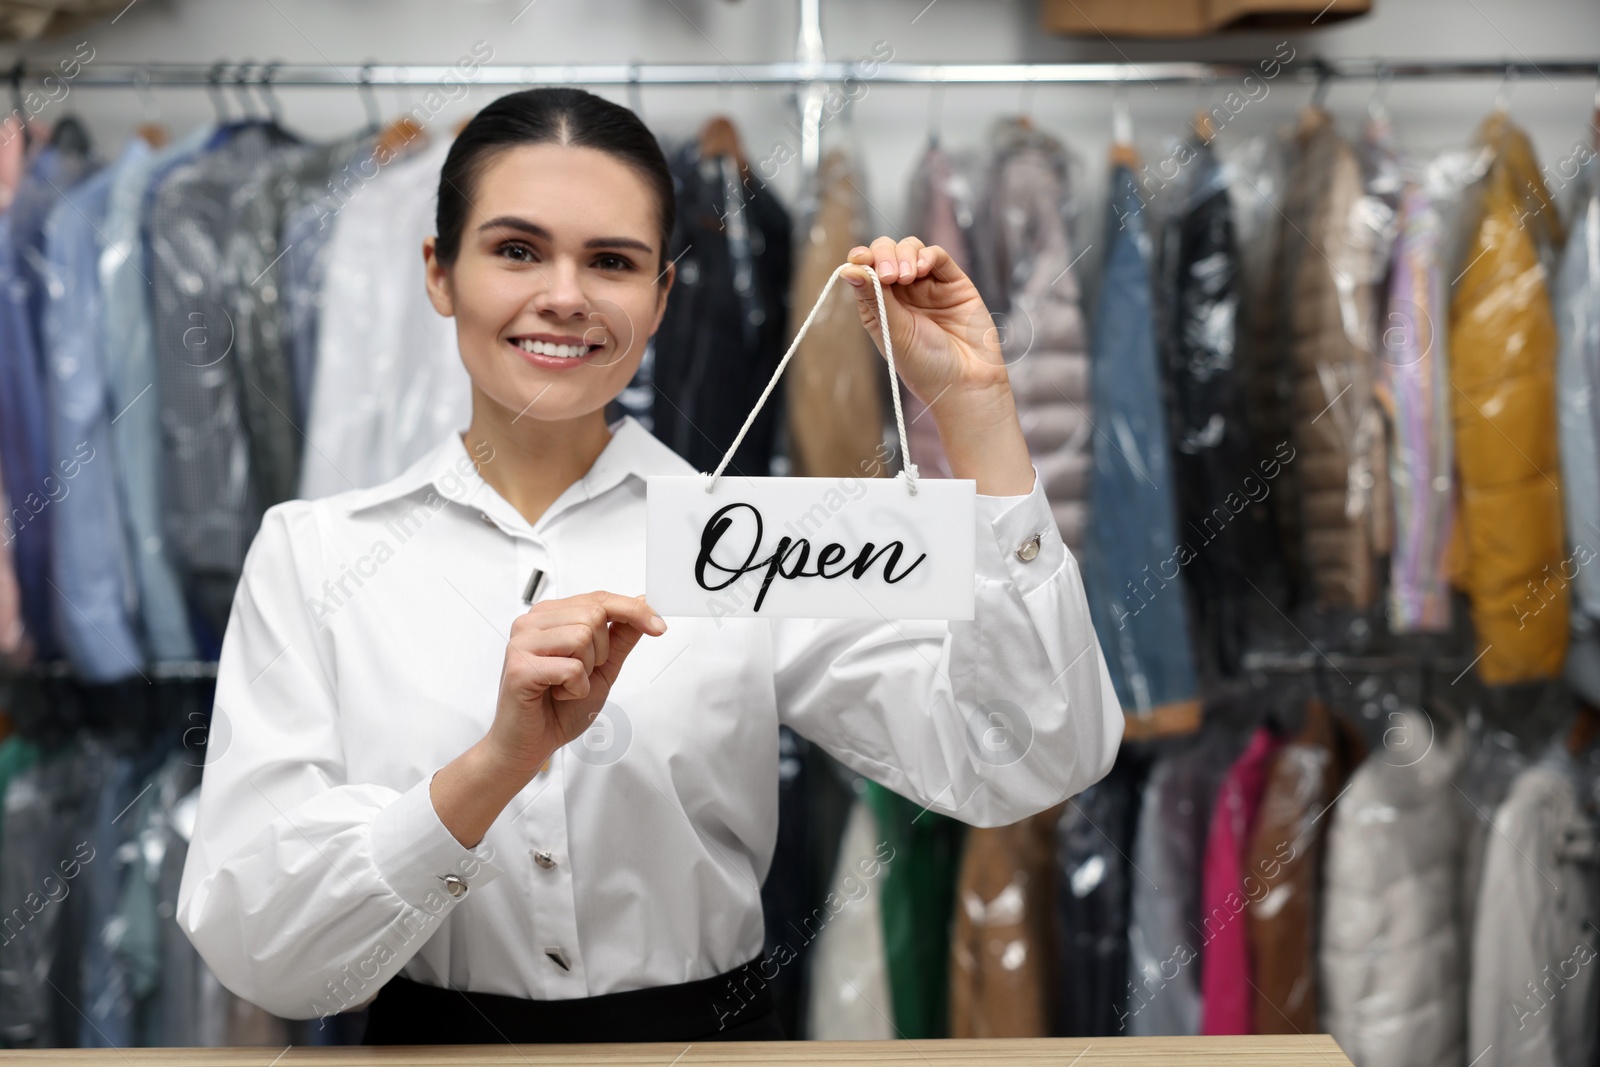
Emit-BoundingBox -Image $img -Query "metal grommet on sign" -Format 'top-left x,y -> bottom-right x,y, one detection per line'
1016,532 -> 1041,562
441,873 -> 468,898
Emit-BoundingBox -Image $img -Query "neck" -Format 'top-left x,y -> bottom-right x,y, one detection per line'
462,387 -> 614,528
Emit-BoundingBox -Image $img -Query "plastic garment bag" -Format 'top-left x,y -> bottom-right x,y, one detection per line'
783,148 -> 884,479
977,118 -> 1091,551
1377,163 -> 1456,633
649,133 -> 792,477
1447,109 -> 1568,684
1084,159 -> 1200,721
1555,154 -> 1600,621
1054,756 -> 1138,1036
1468,743 -> 1600,1067
1320,709 -> 1466,1067
863,780 -> 963,1038
949,803 -> 1063,1037
1245,699 -> 1366,1033
1199,724 -> 1285,1035
1454,712 -> 1528,943
803,796 -> 894,1040
1156,136 -> 1262,674
300,137 -> 470,501
900,141 -> 982,480
1279,108 -> 1392,610
1123,731 -> 1237,1036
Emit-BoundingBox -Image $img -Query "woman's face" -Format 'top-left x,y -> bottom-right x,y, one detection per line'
424,142 -> 673,425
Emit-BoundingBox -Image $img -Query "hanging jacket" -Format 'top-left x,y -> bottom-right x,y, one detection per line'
978,118 -> 1091,551
1281,108 -> 1392,610
901,140 -> 980,479
949,802 -> 1064,1037
804,797 -> 895,1040
1054,756 -> 1139,1036
1468,744 -> 1600,1067
1449,109 -> 1568,684
1157,136 -> 1263,673
148,122 -> 301,641
650,130 -> 793,477
1379,171 -> 1456,633
1200,724 -> 1286,1035
1556,154 -> 1600,622
784,148 -> 884,479
1085,158 -> 1201,723
863,780 -> 963,1038
1124,730 -> 1236,1036
1320,710 -> 1466,1067
1245,699 -> 1366,1034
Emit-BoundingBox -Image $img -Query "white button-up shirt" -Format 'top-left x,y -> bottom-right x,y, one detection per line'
176,413 -> 1122,1021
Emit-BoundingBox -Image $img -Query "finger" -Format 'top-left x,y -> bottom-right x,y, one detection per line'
868,235 -> 900,282
915,243 -> 966,286
593,620 -> 647,689
894,237 -> 926,283
583,590 -> 667,636
517,623 -> 597,679
505,651 -> 590,702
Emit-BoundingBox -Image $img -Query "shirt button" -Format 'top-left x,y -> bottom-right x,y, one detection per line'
441,874 -> 469,898
532,849 -> 557,869
545,946 -> 572,971
1016,532 -> 1042,562
478,511 -> 495,526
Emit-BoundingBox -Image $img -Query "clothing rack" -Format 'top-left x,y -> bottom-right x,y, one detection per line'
11,57 -> 1600,88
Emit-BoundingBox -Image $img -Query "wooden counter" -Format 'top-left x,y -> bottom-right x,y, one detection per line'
3,1035 -> 1353,1064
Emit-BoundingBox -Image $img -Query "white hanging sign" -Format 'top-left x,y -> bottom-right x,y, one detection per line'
646,263 -> 978,620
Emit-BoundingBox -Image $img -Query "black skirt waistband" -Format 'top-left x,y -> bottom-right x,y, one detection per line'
361,955 -> 783,1045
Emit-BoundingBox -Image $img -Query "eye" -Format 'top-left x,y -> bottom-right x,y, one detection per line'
594,253 -> 635,272
496,241 -> 537,263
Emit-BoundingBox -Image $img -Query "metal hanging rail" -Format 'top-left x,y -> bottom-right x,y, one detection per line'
8,57 -> 1600,89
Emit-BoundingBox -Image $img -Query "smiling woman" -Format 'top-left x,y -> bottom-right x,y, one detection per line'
175,85 -> 1121,1051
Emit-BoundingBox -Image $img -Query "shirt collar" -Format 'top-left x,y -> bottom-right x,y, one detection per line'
338,413 -> 694,528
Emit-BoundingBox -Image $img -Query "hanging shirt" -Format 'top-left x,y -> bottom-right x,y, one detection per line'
175,412 -> 1123,1019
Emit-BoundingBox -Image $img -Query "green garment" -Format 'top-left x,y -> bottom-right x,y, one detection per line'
863,780 -> 965,1038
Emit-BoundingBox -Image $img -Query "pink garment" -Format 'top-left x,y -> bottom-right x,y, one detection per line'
0,460 -> 31,665
0,116 -> 25,213
1198,725 -> 1284,1035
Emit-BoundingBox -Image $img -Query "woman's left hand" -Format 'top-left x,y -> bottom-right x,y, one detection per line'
842,237 -> 1008,409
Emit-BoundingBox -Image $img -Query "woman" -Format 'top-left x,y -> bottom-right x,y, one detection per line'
176,87 -> 1122,1045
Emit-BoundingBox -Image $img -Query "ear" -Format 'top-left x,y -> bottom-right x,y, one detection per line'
422,235 -> 455,318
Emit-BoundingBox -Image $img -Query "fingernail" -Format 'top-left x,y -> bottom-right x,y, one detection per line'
649,614 -> 667,632
846,273 -> 864,287
878,259 -> 894,278
900,259 -> 912,277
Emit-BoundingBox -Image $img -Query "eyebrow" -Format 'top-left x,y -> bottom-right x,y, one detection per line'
477,215 -> 654,255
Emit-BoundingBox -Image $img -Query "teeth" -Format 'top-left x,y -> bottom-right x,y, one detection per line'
516,338 -> 592,359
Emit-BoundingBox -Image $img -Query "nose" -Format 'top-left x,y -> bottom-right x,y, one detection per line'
530,256 -> 589,321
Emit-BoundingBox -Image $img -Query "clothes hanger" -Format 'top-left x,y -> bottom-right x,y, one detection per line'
926,78 -> 944,150
1367,62 -> 1393,124
205,61 -> 233,126
49,114 -> 91,155
133,66 -> 170,148
1110,80 -> 1138,168
1297,59 -> 1332,134
627,61 -> 646,122
232,60 -> 265,125
357,63 -> 382,137
698,114 -> 746,172
1493,62 -> 1517,115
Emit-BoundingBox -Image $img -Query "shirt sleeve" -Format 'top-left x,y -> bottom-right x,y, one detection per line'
175,500 -> 506,1020
772,464 -> 1123,829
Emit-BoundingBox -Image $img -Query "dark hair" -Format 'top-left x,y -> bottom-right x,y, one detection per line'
434,87 -> 675,279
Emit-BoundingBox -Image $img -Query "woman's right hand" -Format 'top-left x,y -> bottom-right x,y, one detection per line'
483,590 -> 667,779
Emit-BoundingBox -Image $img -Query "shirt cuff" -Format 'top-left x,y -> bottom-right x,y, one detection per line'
369,771 -> 506,911
973,463 -> 1068,595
